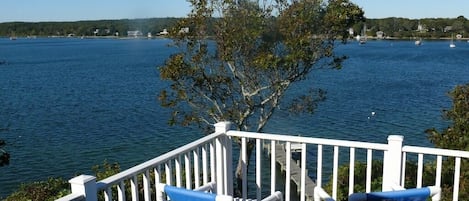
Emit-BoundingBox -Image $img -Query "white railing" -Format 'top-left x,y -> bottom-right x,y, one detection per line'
401,145 -> 469,201
56,122 -> 469,201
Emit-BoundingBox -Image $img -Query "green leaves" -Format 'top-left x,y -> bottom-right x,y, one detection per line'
324,0 -> 365,41
158,0 -> 363,132
427,83 -> 469,151
4,178 -> 70,201
425,83 -> 469,200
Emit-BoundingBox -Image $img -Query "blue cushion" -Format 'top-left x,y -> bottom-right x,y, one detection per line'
164,185 -> 217,201
349,187 -> 431,201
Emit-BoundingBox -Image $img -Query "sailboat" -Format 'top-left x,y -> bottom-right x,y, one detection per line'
450,34 -> 456,48
359,24 -> 367,44
415,21 -> 422,46
9,32 -> 17,40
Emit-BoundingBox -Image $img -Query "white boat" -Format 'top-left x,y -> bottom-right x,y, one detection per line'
359,24 -> 367,44
450,34 -> 456,48
415,38 -> 422,46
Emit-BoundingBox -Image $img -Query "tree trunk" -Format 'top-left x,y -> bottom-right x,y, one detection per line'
234,140 -> 254,197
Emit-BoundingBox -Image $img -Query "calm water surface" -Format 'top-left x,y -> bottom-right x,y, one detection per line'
0,38 -> 468,197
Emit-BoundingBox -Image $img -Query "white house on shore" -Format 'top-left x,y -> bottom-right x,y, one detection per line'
127,30 -> 143,38
159,29 -> 169,36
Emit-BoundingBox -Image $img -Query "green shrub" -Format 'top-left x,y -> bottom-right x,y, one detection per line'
4,160 -> 121,201
4,177 -> 70,201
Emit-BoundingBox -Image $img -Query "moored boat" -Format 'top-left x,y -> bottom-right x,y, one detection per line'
450,34 -> 456,48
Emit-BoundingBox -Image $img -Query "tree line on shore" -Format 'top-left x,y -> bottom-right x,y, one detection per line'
0,18 -> 180,38
363,16 -> 469,39
1,16 -> 468,39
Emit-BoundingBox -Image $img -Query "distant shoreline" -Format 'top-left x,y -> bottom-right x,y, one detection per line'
1,17 -> 469,41
1,35 -> 171,40
3,36 -> 468,42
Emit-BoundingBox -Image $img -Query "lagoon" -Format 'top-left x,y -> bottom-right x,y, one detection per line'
0,38 -> 468,197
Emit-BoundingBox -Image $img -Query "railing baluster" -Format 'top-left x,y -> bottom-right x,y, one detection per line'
202,144 -> 208,185
165,161 -> 172,185
241,137 -> 247,200
286,141 -> 292,201
435,155 -> 442,187
143,170 -> 151,201
300,143 -> 306,201
194,149 -> 200,188
401,152 -> 407,187
154,165 -> 160,199
118,181 -> 126,201
176,155 -> 182,187
104,187 -> 112,201
131,175 -> 139,201
256,138 -> 262,201
216,136 -> 225,195
453,157 -> 461,201
222,136 -> 228,195
333,146 -> 339,200
366,149 -> 372,193
185,152 -> 192,189
417,153 -> 423,188
271,140 -> 276,194
226,136 -> 233,196
317,144 -> 323,187
349,147 -> 355,195
210,140 -> 216,184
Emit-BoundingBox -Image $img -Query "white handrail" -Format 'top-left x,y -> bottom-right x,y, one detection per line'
97,131 -> 224,188
403,145 -> 469,158
227,130 -> 389,150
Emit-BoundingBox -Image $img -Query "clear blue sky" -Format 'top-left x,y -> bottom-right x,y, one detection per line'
352,0 -> 469,19
1,0 -> 468,23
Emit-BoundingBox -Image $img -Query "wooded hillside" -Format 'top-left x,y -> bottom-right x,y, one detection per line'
1,16 -> 468,39
0,18 -> 180,37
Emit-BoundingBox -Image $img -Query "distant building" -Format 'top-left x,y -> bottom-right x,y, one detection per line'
348,28 -> 354,36
159,29 -> 169,35
444,26 -> 453,32
127,30 -> 143,38
376,31 -> 384,39
416,22 -> 427,33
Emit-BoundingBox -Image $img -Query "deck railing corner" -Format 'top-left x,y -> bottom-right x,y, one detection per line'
55,174 -> 97,201
382,135 -> 404,191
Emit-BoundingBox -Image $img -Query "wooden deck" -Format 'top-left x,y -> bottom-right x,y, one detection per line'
264,143 -> 316,201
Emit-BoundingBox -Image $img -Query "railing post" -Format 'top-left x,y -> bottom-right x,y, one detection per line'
382,135 -> 404,191
214,121 -> 232,196
69,175 -> 97,201
214,121 -> 231,134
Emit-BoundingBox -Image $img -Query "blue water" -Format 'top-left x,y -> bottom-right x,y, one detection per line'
0,38 -> 468,197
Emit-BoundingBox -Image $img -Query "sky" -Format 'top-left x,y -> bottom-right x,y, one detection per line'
0,0 -> 468,23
